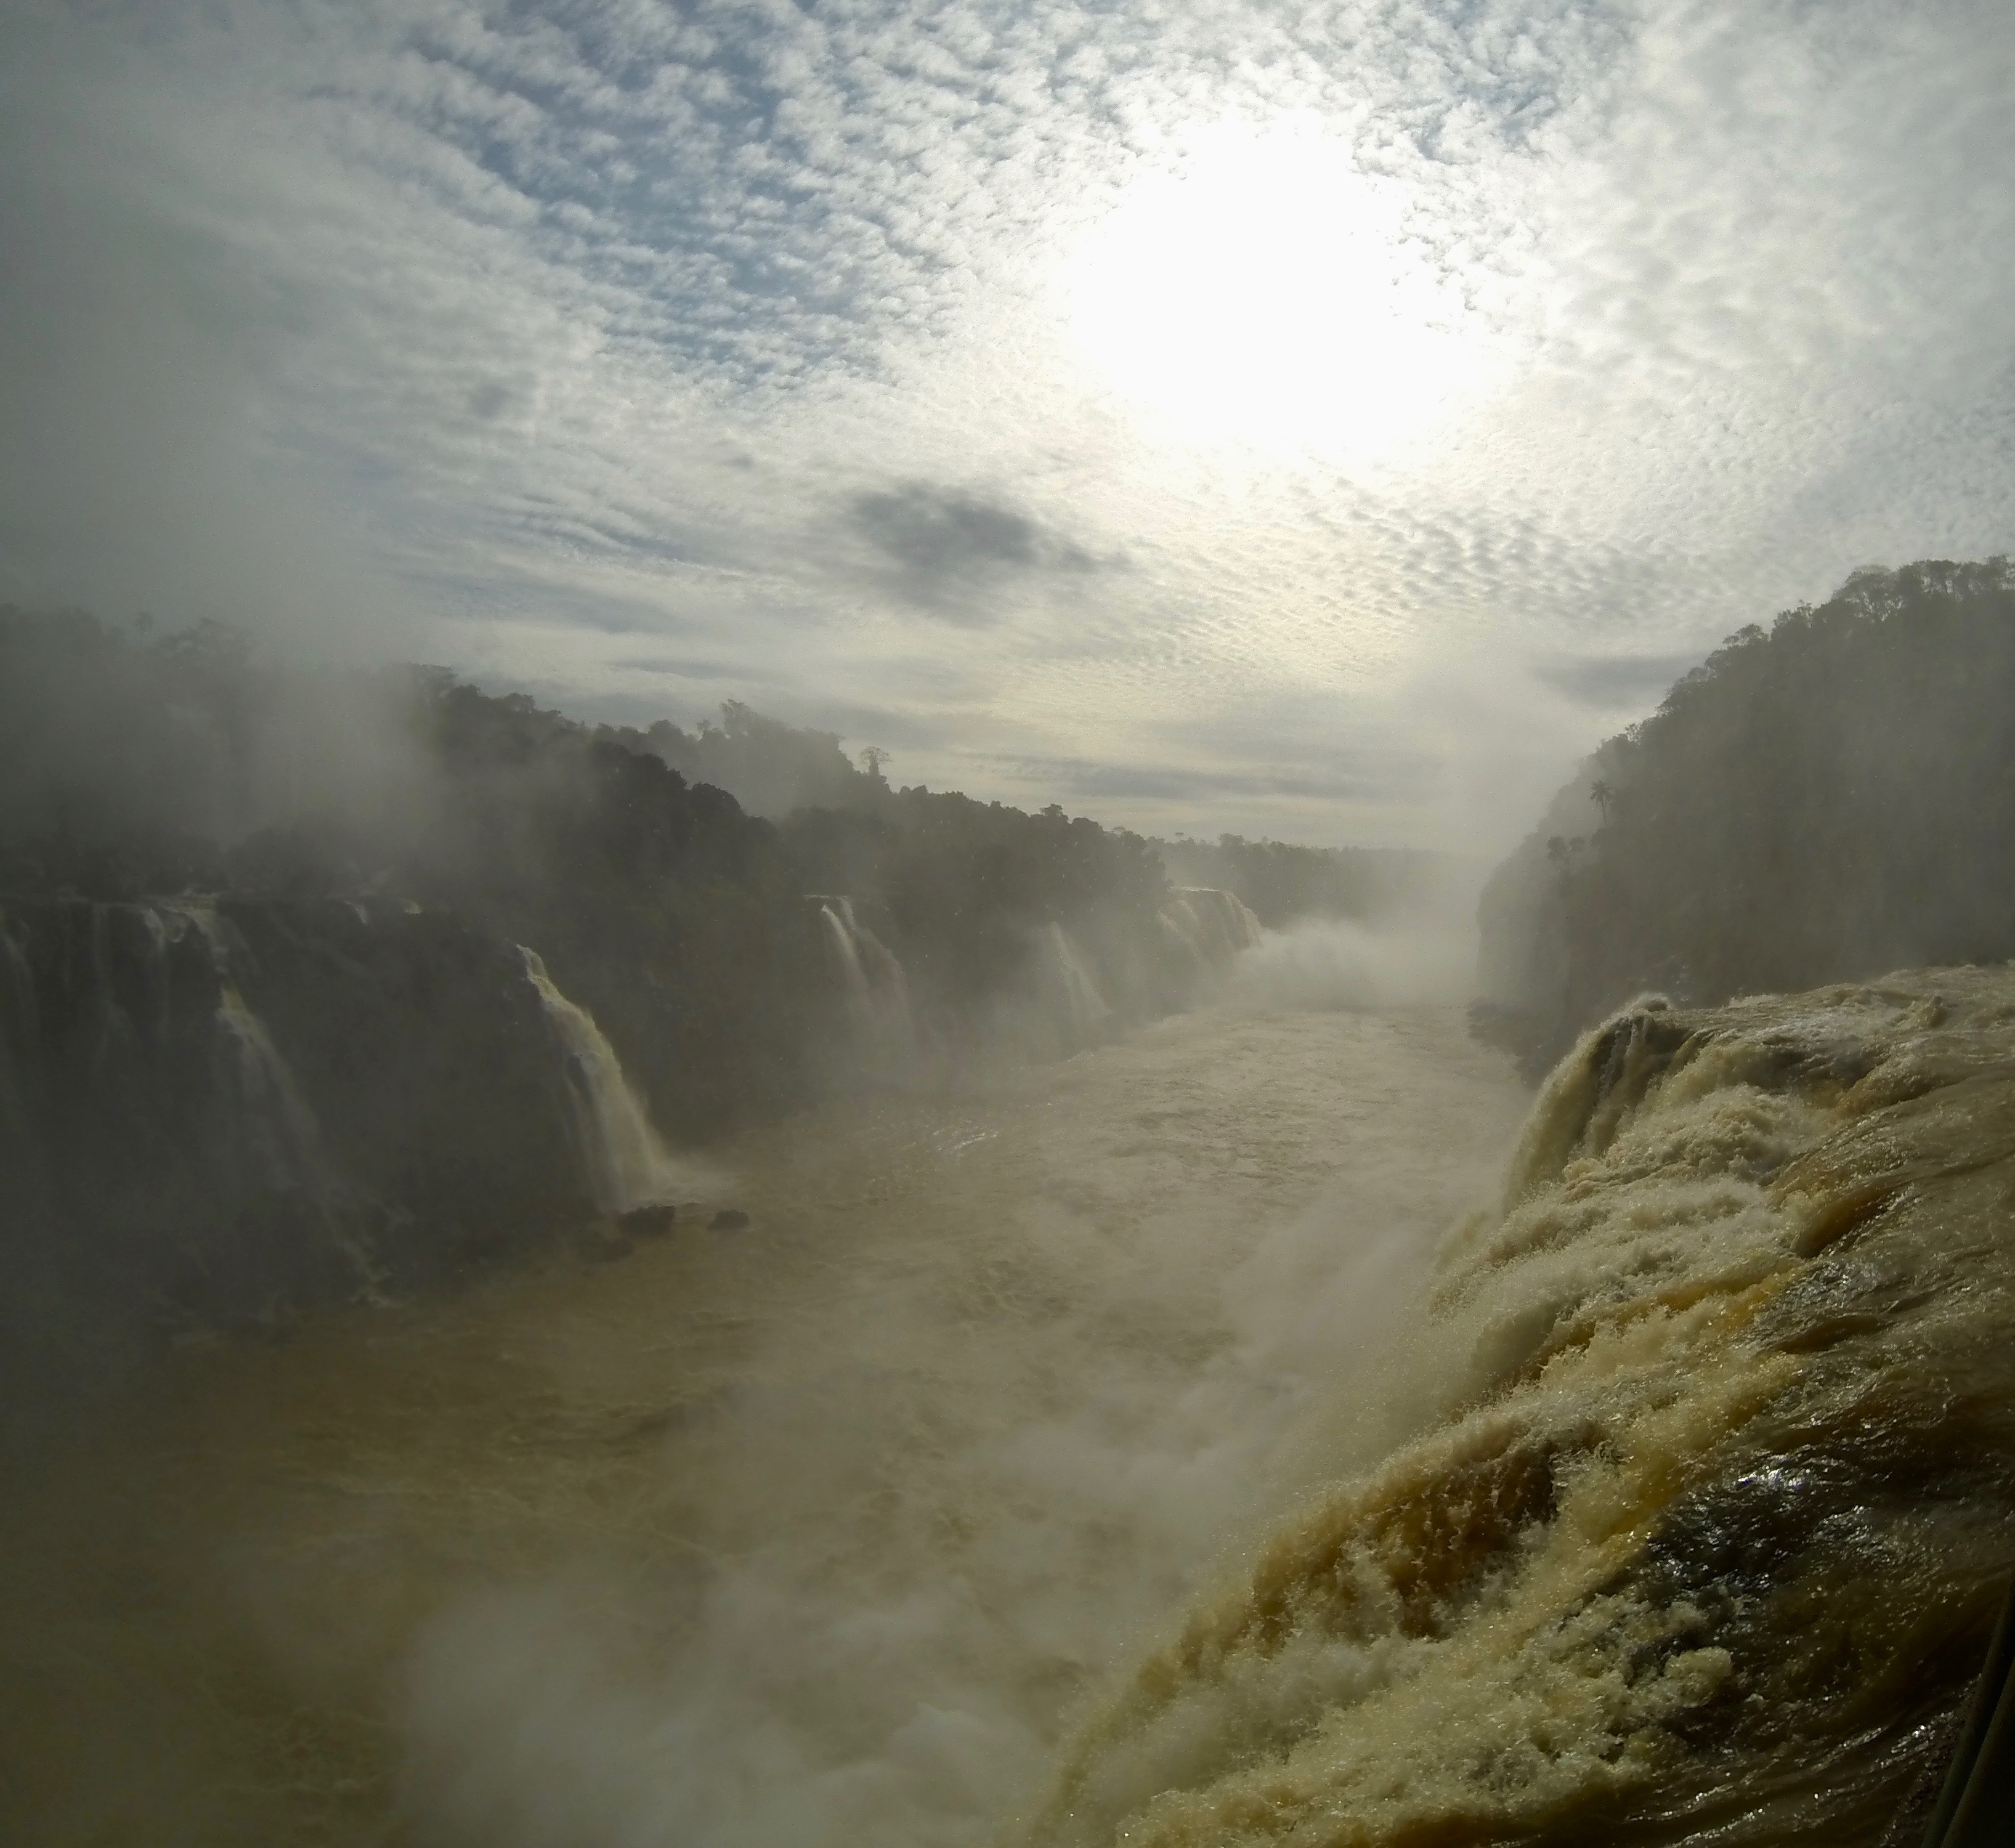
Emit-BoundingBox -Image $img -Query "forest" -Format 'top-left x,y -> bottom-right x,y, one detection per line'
1475,558 -> 2015,1076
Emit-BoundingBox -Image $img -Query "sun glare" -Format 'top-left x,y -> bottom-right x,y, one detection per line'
1062,124 -> 1494,466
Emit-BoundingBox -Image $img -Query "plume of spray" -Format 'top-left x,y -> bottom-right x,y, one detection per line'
1226,917 -> 1478,1012
386,1016 -> 1523,1848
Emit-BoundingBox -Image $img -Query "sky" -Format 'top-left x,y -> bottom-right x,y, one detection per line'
2,0 -> 2013,854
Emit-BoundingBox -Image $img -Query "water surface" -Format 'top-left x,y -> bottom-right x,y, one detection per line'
1,1004 -> 1523,1847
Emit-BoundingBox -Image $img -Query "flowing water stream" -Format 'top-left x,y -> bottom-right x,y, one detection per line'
0,1002 -> 1525,1847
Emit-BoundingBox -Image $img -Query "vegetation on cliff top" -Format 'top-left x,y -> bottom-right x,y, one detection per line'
1477,558 -> 2015,1076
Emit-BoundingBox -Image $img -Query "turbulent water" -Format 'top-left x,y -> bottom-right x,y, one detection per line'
6,969 -> 2015,1847
1026,970 -> 2015,1847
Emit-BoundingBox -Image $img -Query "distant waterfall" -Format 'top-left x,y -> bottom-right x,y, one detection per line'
0,910 -> 35,1106
1037,922 -> 1114,1047
814,897 -> 917,1063
1161,887 -> 1263,967
177,904 -> 337,1207
519,949 -> 684,1212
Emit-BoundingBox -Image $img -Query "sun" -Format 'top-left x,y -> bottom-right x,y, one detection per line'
1060,122 -> 1493,466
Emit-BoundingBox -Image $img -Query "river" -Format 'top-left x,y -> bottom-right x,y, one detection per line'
0,1002 -> 1528,1847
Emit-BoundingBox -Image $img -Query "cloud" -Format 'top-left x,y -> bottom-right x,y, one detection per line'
1,0 -> 2013,853
846,482 -> 1104,621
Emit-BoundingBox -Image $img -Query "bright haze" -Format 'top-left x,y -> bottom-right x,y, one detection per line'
3,0 -> 2011,852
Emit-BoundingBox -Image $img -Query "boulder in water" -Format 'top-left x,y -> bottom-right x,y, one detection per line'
708,1207 -> 750,1231
616,1203 -> 677,1239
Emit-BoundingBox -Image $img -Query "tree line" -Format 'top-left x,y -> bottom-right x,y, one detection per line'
1475,559 -> 2015,1076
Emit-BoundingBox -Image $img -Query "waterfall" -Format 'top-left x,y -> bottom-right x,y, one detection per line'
1039,922 -> 1114,1045
0,909 -> 36,1109
1023,973 -> 2015,1846
519,948 -> 686,1213
814,896 -> 917,1063
175,903 -> 336,1206
1162,887 -> 1263,965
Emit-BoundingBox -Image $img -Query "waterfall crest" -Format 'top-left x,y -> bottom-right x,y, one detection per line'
519,947 -> 690,1212
1023,967 -> 2015,1847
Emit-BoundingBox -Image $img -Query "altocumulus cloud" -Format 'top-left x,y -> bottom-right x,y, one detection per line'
1,0 -> 2013,851
848,482 -> 1105,623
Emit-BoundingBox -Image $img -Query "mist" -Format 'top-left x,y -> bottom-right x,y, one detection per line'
394,1042 -> 1512,1848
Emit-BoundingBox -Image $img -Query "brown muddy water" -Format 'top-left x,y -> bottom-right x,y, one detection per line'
11,973 -> 2015,1848
1,1005 -> 1527,1847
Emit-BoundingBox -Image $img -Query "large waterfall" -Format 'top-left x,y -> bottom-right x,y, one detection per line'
180,904 -> 339,1211
0,897 -> 336,1222
1019,970 -> 2015,1846
0,896 -> 602,1369
519,946 -> 691,1212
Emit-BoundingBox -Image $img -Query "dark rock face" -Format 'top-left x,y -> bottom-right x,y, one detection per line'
616,1204 -> 677,1238
0,897 -> 596,1390
219,899 -> 593,1269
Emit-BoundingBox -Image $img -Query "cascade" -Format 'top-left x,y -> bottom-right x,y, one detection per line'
519,947 -> 686,1212
14,897 -> 339,1214
0,913 -> 45,1228
1039,922 -> 1115,1045
176,902 -> 338,1207
0,910 -> 35,1112
6,896 -> 608,1352
1163,887 -> 1263,962
1023,971 -> 2015,1846
814,896 -> 917,1062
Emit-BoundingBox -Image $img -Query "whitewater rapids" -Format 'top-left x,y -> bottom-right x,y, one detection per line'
7,971 -> 2015,1846
1028,971 -> 2015,1847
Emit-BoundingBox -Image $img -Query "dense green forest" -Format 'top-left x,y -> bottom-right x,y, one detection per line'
603,702 -> 877,819
1475,559 -> 2015,1075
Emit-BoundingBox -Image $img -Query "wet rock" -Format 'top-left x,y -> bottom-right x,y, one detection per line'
617,1203 -> 677,1239
708,1207 -> 750,1231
